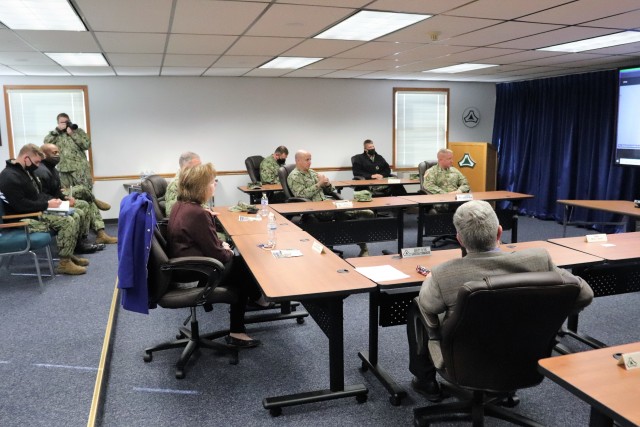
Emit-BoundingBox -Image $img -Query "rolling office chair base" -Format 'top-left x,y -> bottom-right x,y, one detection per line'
143,308 -> 239,379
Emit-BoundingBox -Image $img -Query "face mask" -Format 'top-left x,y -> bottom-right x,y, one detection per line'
276,158 -> 286,166
24,156 -> 39,173
366,149 -> 376,156
44,156 -> 61,167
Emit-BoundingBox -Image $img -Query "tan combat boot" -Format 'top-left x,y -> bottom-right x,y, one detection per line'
96,229 -> 118,244
70,254 -> 90,267
357,243 -> 369,257
56,258 -> 87,275
94,199 -> 111,211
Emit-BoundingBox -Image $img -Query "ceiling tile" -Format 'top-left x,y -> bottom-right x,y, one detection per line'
106,53 -> 163,67
444,21 -> 564,47
368,0 -> 471,14
75,0 -> 173,32
166,34 -> 237,55
583,10 -> 640,30
226,36 -> 303,56
172,0 -> 268,35
520,0 -> 640,25
160,67 -> 207,76
15,31 -> 100,52
245,4 -> 354,37
95,33 -> 167,54
213,55 -> 273,68
445,0 -> 572,20
163,54 -> 218,67
67,67 -> 116,76
379,15 -> 502,44
0,64 -> 23,75
0,51 -> 56,66
492,26 -> 616,50
114,67 -> 161,76
284,39 -> 364,57
0,29 -> 38,52
305,57 -> 369,69
10,65 -> 69,75
203,67 -> 252,76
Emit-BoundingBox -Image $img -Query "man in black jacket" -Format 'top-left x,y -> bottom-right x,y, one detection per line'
351,139 -> 406,196
0,144 -> 88,274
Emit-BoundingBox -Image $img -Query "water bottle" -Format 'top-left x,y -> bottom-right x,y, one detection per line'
260,192 -> 269,217
267,212 -> 277,247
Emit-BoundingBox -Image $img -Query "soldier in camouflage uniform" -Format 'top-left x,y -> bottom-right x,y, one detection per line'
0,144 -> 89,275
165,152 -> 201,217
43,112 -> 111,212
260,146 -> 288,202
36,143 -> 116,247
288,150 -> 373,256
423,148 -> 470,213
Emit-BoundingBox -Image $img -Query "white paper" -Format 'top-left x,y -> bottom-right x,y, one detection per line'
271,249 -> 303,259
238,215 -> 261,222
46,200 -> 70,212
355,265 -> 410,282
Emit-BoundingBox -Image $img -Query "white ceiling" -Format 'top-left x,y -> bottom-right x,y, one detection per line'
0,0 -> 639,82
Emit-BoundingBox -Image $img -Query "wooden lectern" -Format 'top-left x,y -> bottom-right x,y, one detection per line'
448,142 -> 497,192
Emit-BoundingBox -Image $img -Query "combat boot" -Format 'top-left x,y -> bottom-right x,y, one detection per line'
96,229 -> 118,244
56,258 -> 87,275
358,243 -> 369,257
94,199 -> 111,211
70,254 -> 90,267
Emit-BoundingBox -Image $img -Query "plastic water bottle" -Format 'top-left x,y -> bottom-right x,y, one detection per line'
260,192 -> 269,217
267,212 -> 277,247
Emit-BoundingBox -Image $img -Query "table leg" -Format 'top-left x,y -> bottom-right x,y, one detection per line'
262,297 -> 368,416
417,206 -> 425,247
397,208 -> 404,253
562,206 -> 572,237
588,406 -> 614,427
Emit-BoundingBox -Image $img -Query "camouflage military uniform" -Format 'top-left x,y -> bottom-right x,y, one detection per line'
44,127 -> 93,199
287,168 -> 374,221
164,170 -> 180,217
26,211 -> 85,258
423,165 -> 470,213
259,155 -> 280,184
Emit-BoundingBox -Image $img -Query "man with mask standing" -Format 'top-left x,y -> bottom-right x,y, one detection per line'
352,139 -> 406,196
43,112 -> 111,212
0,144 -> 89,274
36,143 -> 117,248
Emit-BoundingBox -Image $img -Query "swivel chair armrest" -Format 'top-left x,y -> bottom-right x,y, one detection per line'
0,222 -> 30,230
327,191 -> 343,200
1,211 -> 43,221
286,197 -> 310,203
417,310 -> 442,341
164,256 -> 225,275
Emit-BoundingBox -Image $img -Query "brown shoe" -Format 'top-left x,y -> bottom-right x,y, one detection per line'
96,229 -> 118,244
70,255 -> 90,267
56,258 -> 87,275
94,199 -> 111,211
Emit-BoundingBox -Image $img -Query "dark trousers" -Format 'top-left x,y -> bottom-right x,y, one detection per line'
406,300 -> 437,381
223,256 -> 262,334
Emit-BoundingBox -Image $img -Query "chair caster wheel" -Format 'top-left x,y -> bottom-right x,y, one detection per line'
175,369 -> 185,379
296,317 -> 305,324
356,394 -> 367,404
269,407 -> 282,417
389,395 -> 401,406
360,362 -> 368,372
143,352 -> 152,362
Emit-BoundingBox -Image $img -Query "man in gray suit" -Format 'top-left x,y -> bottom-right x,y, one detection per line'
407,200 -> 593,402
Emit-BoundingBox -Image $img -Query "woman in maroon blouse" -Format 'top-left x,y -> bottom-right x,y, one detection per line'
168,162 -> 262,347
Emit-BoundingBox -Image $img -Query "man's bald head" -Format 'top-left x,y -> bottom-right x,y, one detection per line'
295,150 -> 312,172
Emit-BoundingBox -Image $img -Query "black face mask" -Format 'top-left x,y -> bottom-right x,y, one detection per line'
43,156 -> 61,167
276,158 -> 286,166
24,156 -> 39,173
366,149 -> 377,156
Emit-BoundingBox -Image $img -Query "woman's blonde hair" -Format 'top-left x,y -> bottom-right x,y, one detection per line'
177,162 -> 216,204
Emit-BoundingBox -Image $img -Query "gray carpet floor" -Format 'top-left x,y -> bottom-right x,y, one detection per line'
0,216 -> 638,427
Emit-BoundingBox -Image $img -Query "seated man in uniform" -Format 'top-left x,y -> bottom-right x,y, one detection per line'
352,139 -> 406,196
165,151 -> 201,217
423,148 -> 470,213
259,145 -> 288,202
287,149 -> 373,257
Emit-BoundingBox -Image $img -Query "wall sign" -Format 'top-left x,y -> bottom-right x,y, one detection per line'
462,107 -> 480,128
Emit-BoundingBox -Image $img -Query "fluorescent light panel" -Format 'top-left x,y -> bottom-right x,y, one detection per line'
0,0 -> 85,31
424,63 -> 498,73
315,11 -> 430,41
538,31 -> 640,53
260,57 -> 323,69
46,53 -> 108,67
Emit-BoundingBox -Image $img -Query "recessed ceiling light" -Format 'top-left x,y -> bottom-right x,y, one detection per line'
423,64 -> 498,73
315,11 -> 430,41
538,31 -> 640,53
46,53 -> 108,67
0,0 -> 85,31
259,57 -> 323,69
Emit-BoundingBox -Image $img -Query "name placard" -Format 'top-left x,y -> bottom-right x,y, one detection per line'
401,246 -> 432,258
312,241 -> 325,254
334,200 -> 353,208
617,351 -> 640,370
387,178 -> 401,184
455,193 -> 473,201
585,234 -> 607,243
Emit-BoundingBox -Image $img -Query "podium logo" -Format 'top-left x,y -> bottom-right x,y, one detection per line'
458,153 -> 476,168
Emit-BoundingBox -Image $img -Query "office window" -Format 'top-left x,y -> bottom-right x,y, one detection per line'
3,85 -> 91,168
394,88 -> 448,168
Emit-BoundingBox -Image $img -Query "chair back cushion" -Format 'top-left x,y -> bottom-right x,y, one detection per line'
278,164 -> 298,200
245,155 -> 264,183
439,271 -> 581,392
140,175 -> 168,220
418,160 -> 438,193
147,232 -> 172,305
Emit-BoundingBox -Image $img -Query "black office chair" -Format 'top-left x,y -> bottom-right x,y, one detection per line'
413,271 -> 582,427
245,155 -> 264,184
140,175 -> 168,222
143,228 -> 239,379
278,164 -> 342,203
417,160 -> 459,248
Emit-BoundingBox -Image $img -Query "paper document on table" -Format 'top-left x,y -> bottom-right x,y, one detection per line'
46,200 -> 70,212
271,249 -> 303,259
355,265 -> 410,282
238,215 -> 261,222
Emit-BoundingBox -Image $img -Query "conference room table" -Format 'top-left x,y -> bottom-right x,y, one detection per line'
237,183 -> 283,204
213,206 -> 300,236
401,191 -> 534,246
270,197 -> 417,253
557,200 -> 640,236
230,229 -> 376,416
548,232 -> 640,349
333,177 -> 420,192
538,341 -> 640,427
346,241 -> 603,405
